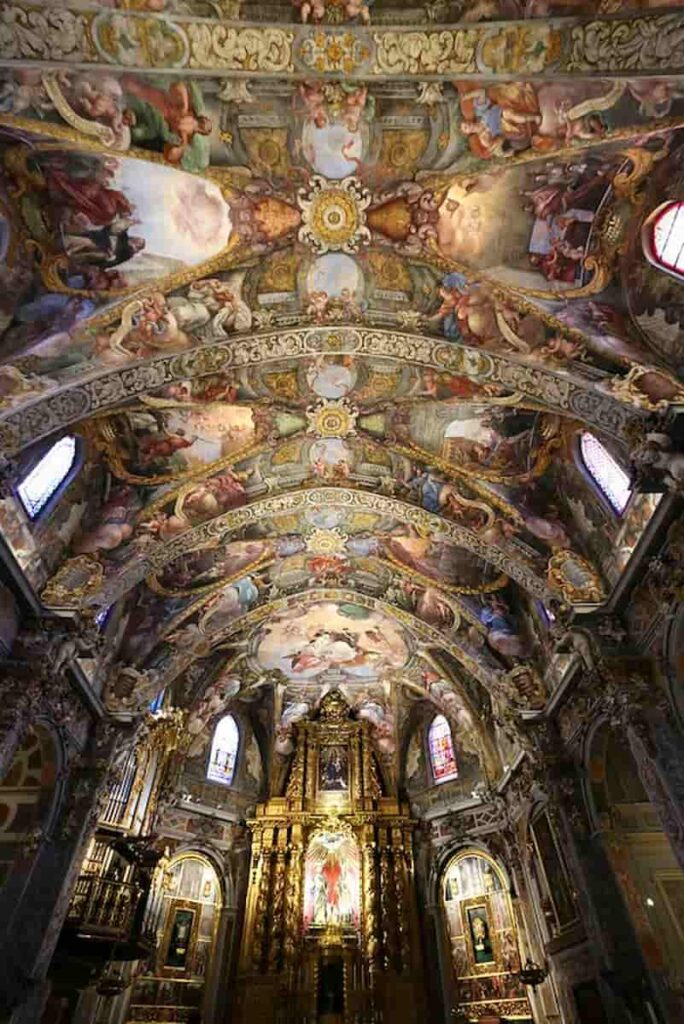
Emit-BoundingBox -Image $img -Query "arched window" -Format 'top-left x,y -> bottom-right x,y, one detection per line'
149,688 -> 166,714
16,435 -> 79,520
428,715 -> 458,784
579,432 -> 632,515
207,715 -> 239,786
643,201 -> 684,280
536,600 -> 556,627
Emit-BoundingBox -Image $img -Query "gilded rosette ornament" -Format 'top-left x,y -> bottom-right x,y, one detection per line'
297,176 -> 371,255
306,398 -> 358,438
305,528 -> 348,556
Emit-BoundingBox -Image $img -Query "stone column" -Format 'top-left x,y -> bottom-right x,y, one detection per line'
508,715 -> 663,1024
498,825 -> 562,1024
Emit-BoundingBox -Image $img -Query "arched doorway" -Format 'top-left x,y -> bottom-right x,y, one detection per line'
439,849 -> 531,1022
127,852 -> 223,1022
587,721 -> 684,1019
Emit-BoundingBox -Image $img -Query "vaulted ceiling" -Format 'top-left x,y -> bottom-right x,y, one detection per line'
1,0 -> 683,788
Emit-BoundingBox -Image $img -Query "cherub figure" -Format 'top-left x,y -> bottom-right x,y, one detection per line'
293,0 -> 370,23
306,291 -> 331,324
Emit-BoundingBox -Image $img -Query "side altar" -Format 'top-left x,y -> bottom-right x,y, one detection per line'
234,691 -> 425,1023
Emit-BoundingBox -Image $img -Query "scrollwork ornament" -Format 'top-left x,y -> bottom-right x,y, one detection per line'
0,328 -> 641,456
373,28 -> 478,75
297,176 -> 371,255
569,14 -> 684,74
547,551 -> 605,605
187,23 -> 293,72
0,6 -> 93,62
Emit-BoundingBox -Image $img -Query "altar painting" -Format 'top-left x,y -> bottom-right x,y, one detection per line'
303,831 -> 360,932
319,745 -> 349,793
441,852 -> 530,1017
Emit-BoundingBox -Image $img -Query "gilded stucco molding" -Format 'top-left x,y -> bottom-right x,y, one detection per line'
0,327 -> 643,455
47,488 -> 555,611
1,9 -> 684,78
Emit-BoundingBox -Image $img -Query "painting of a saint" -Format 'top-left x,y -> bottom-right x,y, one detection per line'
303,832 -> 360,931
467,905 -> 495,965
319,746 -> 349,792
164,907 -> 195,970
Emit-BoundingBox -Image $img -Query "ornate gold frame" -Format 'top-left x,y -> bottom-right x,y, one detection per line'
155,852 -> 224,979
547,550 -> 605,605
459,894 -> 501,977
158,899 -> 201,977
315,740 -> 354,811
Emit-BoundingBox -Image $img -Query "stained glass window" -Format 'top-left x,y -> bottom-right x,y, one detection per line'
149,689 -> 166,713
17,435 -> 78,519
537,601 -> 556,627
428,715 -> 458,784
579,432 -> 632,515
649,201 -> 684,277
95,604 -> 112,630
207,715 -> 239,786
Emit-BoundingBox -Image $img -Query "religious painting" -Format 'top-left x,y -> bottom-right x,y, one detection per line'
99,400 -> 257,483
382,535 -> 498,592
0,132 -> 234,363
436,153 -> 619,290
304,253 -> 365,323
441,852 -> 529,1017
303,831 -> 361,932
254,601 -> 410,681
444,866 -> 459,903
464,900 -> 496,966
163,906 -> 196,970
156,541 -> 267,594
319,745 -> 349,793
307,354 -> 359,399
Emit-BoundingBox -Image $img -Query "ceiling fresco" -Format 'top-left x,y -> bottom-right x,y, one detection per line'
0,1 -> 683,783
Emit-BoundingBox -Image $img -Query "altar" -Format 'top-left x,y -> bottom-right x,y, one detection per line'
233,691 -> 425,1023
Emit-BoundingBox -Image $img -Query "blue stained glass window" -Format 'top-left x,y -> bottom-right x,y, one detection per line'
17,436 -> 78,519
428,715 -> 458,784
579,432 -> 632,515
207,715 -> 239,786
95,605 -> 112,630
149,689 -> 166,713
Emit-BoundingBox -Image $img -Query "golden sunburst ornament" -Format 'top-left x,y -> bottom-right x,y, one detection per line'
306,398 -> 358,437
297,175 -> 371,254
306,528 -> 348,556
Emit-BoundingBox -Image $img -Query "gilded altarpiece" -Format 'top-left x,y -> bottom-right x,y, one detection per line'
235,692 -> 424,1023
441,852 -> 531,1021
